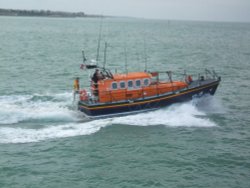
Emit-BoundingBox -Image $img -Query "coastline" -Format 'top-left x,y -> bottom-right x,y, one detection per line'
0,8 -> 102,18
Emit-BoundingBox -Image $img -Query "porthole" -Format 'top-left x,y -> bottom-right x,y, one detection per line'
128,80 -> 133,88
112,82 -> 118,90
143,79 -> 150,86
120,81 -> 126,89
135,80 -> 141,88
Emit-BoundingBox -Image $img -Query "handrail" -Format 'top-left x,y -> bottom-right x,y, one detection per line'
205,69 -> 220,79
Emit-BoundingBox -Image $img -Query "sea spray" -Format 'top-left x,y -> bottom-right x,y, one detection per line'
110,101 -> 217,127
0,92 -> 78,124
0,94 -> 219,143
0,120 -> 109,144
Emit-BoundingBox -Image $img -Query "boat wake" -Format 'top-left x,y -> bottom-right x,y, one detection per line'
0,93 -> 79,124
111,102 -> 216,127
0,93 -> 222,144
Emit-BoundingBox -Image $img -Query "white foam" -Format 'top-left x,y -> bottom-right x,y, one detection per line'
0,92 -> 78,124
0,120 -> 111,144
110,102 -> 216,127
0,93 -> 219,144
192,95 -> 225,114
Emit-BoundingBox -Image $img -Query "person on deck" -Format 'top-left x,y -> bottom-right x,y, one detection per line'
92,69 -> 102,96
92,69 -> 103,83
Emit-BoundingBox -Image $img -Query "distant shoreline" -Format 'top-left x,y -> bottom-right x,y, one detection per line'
0,8 -> 102,18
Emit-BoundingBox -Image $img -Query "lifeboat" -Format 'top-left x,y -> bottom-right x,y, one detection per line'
74,66 -> 221,118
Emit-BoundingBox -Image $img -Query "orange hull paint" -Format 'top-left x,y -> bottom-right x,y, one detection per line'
91,72 -> 188,103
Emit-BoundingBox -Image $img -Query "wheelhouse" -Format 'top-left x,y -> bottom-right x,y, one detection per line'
91,71 -> 188,103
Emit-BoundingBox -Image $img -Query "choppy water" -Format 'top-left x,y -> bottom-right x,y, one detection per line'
0,16 -> 250,188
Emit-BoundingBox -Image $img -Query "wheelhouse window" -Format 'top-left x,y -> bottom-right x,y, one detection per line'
111,82 -> 118,90
143,78 -> 150,86
135,80 -> 141,88
128,80 -> 133,89
120,81 -> 126,89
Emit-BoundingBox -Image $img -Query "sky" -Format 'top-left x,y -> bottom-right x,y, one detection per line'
0,0 -> 250,22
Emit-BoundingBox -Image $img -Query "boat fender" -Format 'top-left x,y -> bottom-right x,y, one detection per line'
79,90 -> 88,101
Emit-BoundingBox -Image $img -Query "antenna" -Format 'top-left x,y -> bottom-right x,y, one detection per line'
96,18 -> 103,65
103,42 -> 108,69
143,37 -> 148,72
124,44 -> 128,74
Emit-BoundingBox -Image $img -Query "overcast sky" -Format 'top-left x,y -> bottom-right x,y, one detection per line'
0,0 -> 250,22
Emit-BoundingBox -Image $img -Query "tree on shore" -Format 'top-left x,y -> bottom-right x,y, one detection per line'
0,8 -> 86,17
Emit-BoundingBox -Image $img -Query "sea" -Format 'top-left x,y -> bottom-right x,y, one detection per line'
0,16 -> 250,188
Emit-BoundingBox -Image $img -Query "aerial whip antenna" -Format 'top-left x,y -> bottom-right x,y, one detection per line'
143,37 -> 148,72
124,44 -> 128,74
103,42 -> 108,69
96,17 -> 103,66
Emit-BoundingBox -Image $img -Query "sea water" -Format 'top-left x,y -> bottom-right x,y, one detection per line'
0,16 -> 250,188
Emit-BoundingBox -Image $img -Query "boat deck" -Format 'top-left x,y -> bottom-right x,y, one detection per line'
188,78 -> 218,89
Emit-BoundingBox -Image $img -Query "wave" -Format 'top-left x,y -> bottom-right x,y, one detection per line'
111,99 -> 217,127
0,93 -> 221,144
0,120 -> 109,144
0,92 -> 79,124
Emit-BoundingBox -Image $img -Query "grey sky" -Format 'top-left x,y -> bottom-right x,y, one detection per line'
0,0 -> 250,22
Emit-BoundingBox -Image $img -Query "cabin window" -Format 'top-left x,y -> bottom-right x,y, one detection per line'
128,80 -> 133,89
111,82 -> 118,90
135,80 -> 141,88
120,81 -> 126,89
143,79 -> 150,86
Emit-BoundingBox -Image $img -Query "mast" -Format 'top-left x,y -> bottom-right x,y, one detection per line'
143,37 -> 148,72
124,45 -> 128,74
103,42 -> 108,69
96,18 -> 103,65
